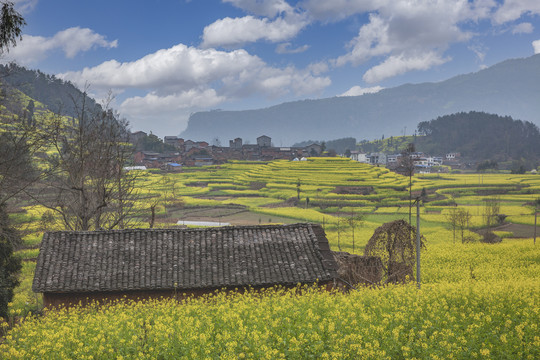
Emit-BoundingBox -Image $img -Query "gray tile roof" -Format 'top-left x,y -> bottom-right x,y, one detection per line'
33,223 -> 337,293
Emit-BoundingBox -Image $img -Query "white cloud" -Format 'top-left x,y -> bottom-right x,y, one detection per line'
223,0 -> 294,17
59,44 -> 330,97
339,85 -> 383,97
59,44 -> 261,90
468,44 -> 487,62
119,89 -> 226,133
53,27 -> 118,58
331,1 -> 491,83
59,43 -> 331,132
201,14 -> 307,48
121,89 -> 225,115
493,0 -> 540,24
307,61 -> 329,75
533,39 -> 540,54
1,27 -> 117,65
275,42 -> 309,54
512,22 -> 534,34
362,52 -> 449,83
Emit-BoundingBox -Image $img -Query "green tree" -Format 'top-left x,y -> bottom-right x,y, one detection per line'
0,0 -> 26,320
24,99 -> 34,126
0,1 -> 25,54
0,203 -> 21,320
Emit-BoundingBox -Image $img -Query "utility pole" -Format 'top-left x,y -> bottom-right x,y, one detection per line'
534,198 -> 540,246
534,209 -> 537,246
416,197 -> 421,289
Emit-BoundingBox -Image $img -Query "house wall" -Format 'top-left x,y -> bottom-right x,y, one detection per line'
42,281 -> 337,309
257,136 -> 271,147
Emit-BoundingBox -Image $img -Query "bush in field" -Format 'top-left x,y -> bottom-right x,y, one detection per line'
481,231 -> 502,244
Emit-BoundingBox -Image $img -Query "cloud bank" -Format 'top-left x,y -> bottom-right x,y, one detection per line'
59,43 -> 330,132
2,27 -> 117,65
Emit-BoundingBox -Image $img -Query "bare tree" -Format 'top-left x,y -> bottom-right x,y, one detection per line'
456,208 -> 472,243
398,143 -> 416,224
0,122 -> 48,207
447,207 -> 473,243
445,208 -> 458,243
38,91 -> 139,231
483,197 -> 500,230
346,211 -> 364,253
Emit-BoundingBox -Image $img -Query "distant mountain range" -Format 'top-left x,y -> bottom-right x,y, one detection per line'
181,54 -> 540,146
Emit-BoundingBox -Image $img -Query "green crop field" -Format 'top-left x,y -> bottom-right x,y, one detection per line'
3,158 -> 540,359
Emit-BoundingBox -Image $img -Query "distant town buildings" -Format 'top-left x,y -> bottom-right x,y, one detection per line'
130,131 -> 462,174
129,133 -> 326,170
257,135 -> 271,148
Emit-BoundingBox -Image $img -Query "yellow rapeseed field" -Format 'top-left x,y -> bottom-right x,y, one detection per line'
4,158 -> 540,359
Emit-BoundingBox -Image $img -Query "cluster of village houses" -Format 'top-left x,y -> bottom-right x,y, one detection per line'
351,151 -> 461,173
129,131 -> 460,173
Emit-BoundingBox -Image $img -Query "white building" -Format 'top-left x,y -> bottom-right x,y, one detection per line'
350,151 -> 369,163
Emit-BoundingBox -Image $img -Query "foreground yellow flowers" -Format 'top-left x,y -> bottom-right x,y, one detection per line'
1,280 -> 538,359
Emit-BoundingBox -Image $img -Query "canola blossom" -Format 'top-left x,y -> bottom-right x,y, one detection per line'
1,282 -> 538,359
5,158 -> 540,358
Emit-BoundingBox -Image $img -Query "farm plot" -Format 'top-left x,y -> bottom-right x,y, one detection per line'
5,157 -> 540,358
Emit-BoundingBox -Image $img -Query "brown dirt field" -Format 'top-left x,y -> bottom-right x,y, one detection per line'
490,223 -> 538,238
159,207 -> 298,226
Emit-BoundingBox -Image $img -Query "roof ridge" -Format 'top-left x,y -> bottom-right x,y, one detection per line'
43,223 -> 317,235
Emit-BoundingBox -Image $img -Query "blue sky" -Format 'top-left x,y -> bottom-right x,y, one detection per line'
4,0 -> 540,137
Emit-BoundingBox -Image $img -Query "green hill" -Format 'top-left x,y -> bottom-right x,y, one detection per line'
0,63 -> 101,118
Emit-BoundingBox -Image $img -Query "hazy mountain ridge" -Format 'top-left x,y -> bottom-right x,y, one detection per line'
181,54 -> 540,146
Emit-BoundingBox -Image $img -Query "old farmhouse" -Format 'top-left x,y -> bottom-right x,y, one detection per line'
32,223 -> 339,308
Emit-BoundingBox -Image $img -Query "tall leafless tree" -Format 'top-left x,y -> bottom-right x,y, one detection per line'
456,208 -> 472,243
37,91 -> 139,231
398,143 -> 416,224
483,196 -> 500,230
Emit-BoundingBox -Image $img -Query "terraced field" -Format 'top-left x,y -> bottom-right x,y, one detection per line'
4,158 -> 539,359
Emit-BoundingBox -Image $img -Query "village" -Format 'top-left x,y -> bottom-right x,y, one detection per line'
130,131 -> 463,173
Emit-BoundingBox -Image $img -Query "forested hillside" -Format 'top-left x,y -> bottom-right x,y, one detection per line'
416,112 -> 540,161
0,63 -> 101,118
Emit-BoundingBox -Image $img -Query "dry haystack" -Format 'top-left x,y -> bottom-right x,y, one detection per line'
332,251 -> 382,286
364,220 -> 425,283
